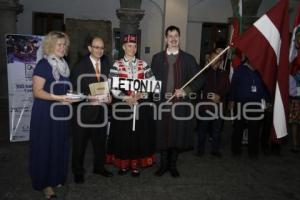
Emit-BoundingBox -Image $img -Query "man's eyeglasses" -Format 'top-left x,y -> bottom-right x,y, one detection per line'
91,46 -> 104,50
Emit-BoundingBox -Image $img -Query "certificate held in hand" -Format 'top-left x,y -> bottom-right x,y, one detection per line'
88,81 -> 110,103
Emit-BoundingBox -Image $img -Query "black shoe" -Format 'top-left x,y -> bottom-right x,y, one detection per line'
118,168 -> 129,175
211,151 -> 222,158
131,169 -> 140,177
74,175 -> 84,184
271,144 -> 282,156
154,167 -> 168,177
262,148 -> 271,156
195,151 -> 204,157
291,148 -> 299,153
249,154 -> 258,160
93,169 -> 113,177
45,194 -> 57,199
169,168 -> 180,178
232,151 -> 241,157
169,148 -> 180,178
155,150 -> 169,177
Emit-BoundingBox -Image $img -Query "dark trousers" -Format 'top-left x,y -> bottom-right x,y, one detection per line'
231,115 -> 263,157
72,123 -> 107,176
231,105 -> 264,157
261,110 -> 272,153
197,114 -> 223,154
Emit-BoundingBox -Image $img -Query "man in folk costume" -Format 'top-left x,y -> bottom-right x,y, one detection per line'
151,25 -> 205,177
107,34 -> 156,177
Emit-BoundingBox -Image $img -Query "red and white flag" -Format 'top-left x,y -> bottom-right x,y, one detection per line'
289,2 -> 300,75
231,17 -> 242,68
231,0 -> 242,68
233,0 -> 289,139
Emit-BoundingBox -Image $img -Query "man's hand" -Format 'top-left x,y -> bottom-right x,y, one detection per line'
228,101 -> 235,110
212,93 -> 221,103
87,94 -> 111,105
207,92 -> 220,103
174,89 -> 186,98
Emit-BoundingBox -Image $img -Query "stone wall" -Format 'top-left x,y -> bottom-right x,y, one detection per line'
0,98 -> 9,142
65,18 -> 112,67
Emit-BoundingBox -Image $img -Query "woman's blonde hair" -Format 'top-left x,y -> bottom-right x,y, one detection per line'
42,31 -> 70,56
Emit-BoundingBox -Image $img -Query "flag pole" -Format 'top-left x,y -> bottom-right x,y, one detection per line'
222,23 -> 235,70
132,105 -> 136,131
132,91 -> 137,131
167,45 -> 231,103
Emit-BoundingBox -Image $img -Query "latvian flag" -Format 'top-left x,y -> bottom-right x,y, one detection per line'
233,0 -> 289,139
231,0 -> 242,68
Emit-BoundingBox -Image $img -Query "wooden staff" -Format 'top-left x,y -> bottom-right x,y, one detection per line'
132,91 -> 137,131
222,24 -> 235,70
132,104 -> 137,131
167,45 -> 231,103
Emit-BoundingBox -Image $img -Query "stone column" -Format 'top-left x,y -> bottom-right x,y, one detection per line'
117,0 -> 144,35
116,0 -> 144,58
230,0 -> 262,32
116,8 -> 145,36
0,0 -> 23,99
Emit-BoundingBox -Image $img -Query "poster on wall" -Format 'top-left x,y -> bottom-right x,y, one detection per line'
6,34 -> 43,142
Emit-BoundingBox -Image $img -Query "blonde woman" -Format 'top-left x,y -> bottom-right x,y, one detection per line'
29,31 -> 72,199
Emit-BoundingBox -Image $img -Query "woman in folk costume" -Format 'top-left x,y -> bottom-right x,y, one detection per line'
107,34 -> 156,176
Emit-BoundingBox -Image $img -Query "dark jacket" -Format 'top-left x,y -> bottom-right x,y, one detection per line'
228,64 -> 269,103
199,67 -> 230,112
70,55 -> 110,123
151,50 -> 205,150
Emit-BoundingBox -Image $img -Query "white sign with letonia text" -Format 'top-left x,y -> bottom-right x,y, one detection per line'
110,77 -> 161,93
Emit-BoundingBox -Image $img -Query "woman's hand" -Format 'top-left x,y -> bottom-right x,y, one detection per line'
123,95 -> 138,107
59,95 -> 81,104
132,92 -> 143,101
